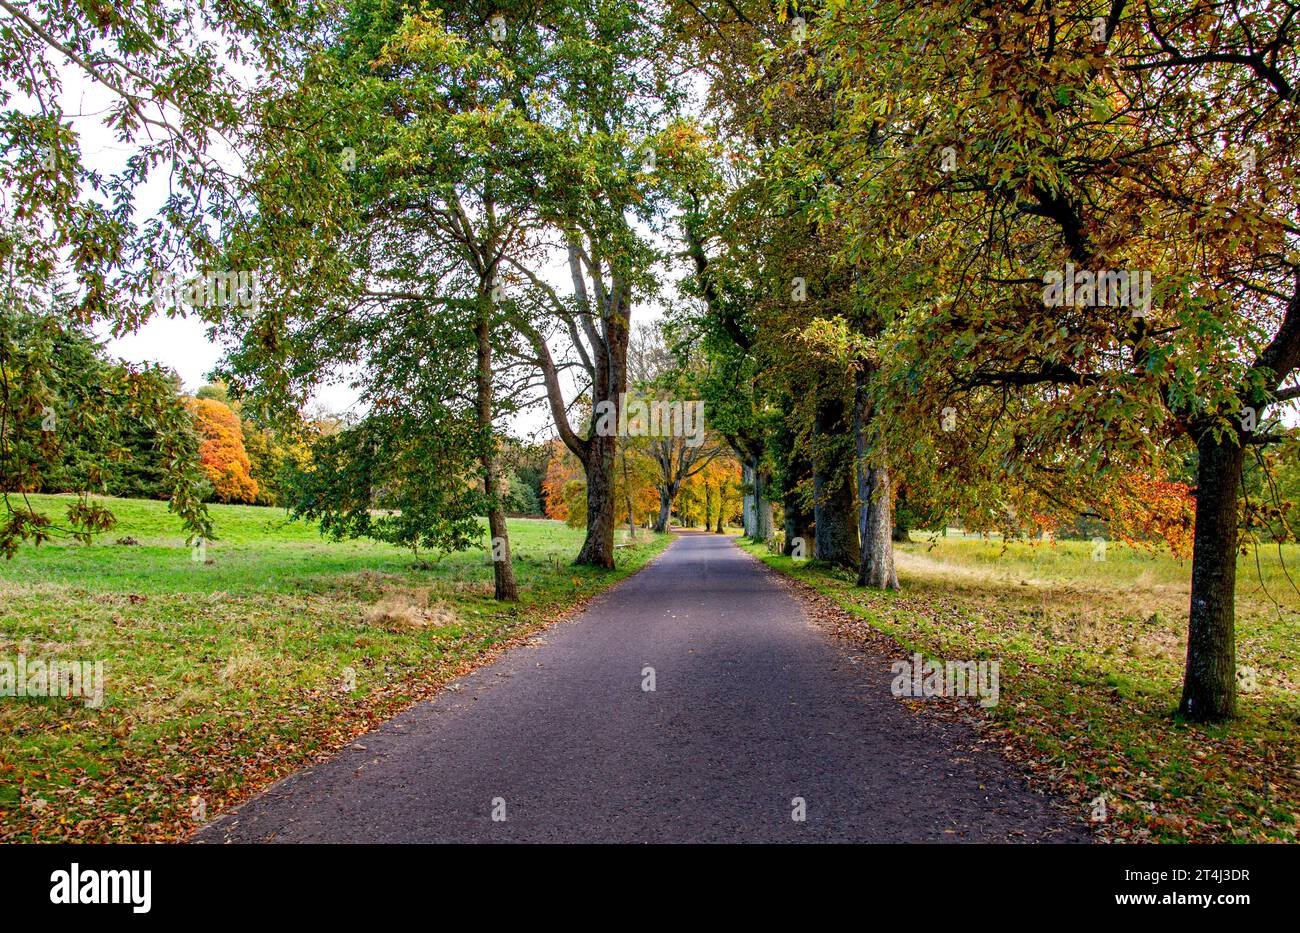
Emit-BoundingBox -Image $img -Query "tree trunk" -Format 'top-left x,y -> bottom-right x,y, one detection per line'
812,396 -> 859,568
782,502 -> 808,556
576,431 -> 617,568
754,466 -> 774,541
855,372 -> 898,590
742,458 -> 774,541
1179,431 -> 1245,722
475,310 -> 516,601
653,483 -> 674,533
621,447 -> 637,540
858,464 -> 898,589
813,469 -> 858,567
573,282 -> 629,569
742,461 -> 756,537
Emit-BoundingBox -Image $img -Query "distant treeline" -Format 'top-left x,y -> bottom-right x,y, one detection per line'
1,316 -> 548,516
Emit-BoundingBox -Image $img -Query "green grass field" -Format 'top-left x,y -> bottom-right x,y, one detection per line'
746,534 -> 1300,842
0,494 -> 671,842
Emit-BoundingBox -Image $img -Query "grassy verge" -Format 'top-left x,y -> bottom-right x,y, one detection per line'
0,494 -> 671,842
742,535 -> 1299,843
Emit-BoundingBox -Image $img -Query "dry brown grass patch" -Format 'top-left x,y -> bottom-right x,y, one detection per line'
362,593 -> 458,633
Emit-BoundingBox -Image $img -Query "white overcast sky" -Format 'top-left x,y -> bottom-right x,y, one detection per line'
41,50 -> 367,413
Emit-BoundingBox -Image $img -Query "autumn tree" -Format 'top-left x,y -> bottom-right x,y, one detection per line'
813,0 -> 1300,719
495,0 -> 685,568
185,397 -> 259,504
624,321 -> 726,532
699,454 -> 741,532
618,437 -> 662,538
665,2 -> 887,580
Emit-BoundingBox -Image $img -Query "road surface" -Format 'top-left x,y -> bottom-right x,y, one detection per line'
195,532 -> 1087,843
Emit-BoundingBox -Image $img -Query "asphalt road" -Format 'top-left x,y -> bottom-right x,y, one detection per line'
194,532 -> 1088,843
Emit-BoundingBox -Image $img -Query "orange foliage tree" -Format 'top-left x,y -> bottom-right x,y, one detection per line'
544,437 -> 663,532
1104,474 -> 1196,559
184,397 -> 260,504
542,439 -> 581,523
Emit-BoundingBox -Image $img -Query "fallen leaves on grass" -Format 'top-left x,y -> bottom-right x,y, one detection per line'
0,571 -> 644,843
750,549 -> 1300,844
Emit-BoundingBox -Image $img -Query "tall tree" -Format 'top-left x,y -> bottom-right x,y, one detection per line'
499,0 -> 683,567
814,0 -> 1300,719
214,2 -> 557,598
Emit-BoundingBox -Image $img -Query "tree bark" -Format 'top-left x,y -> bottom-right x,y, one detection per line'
812,396 -> 859,568
1179,431 -> 1245,722
653,483 -> 675,533
858,463 -> 898,589
813,468 -> 858,566
572,276 -> 630,568
742,458 -> 774,541
475,310 -> 516,601
742,461 -> 756,537
855,372 -> 898,590
576,430 -> 618,568
754,466 -> 774,541
783,509 -> 798,556
621,447 -> 637,540
781,501 -> 809,556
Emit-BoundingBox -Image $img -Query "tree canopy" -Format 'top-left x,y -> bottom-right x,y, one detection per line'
2,0 -> 1297,722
